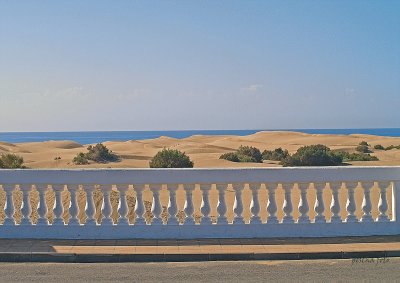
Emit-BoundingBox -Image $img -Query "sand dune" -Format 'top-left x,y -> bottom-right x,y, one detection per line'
0,131 -> 399,168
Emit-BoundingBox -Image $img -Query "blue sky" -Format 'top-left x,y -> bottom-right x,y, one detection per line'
0,1 -> 399,131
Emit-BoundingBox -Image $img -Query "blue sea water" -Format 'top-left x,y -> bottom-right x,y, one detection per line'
0,129 -> 399,144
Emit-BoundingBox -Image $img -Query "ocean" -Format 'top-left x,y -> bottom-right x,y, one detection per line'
0,128 -> 399,144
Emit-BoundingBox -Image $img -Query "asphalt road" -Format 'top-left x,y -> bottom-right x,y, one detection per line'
0,258 -> 398,282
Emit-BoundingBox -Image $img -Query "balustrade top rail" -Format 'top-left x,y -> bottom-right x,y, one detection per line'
0,166 -> 399,185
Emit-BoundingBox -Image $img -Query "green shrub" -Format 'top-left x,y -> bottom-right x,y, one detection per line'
355,144 -> 371,153
262,148 -> 289,161
85,144 -> 118,163
385,145 -> 400,150
0,153 -> 25,169
237,154 -> 256,163
236,145 -> 263,163
281,144 -> 342,167
374,144 -> 385,150
149,149 -> 194,168
72,143 -> 118,165
219,152 -> 240,162
347,153 -> 378,161
359,141 -> 369,146
333,151 -> 379,162
72,152 -> 89,165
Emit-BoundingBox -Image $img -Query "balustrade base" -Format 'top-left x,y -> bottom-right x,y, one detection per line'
330,216 -> 342,223
377,215 -> 390,222
361,216 -> 374,222
297,216 -> 310,224
1,222 -> 399,239
314,216 -> 326,223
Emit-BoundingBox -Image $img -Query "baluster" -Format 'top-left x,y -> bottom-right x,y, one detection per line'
4,185 -> 15,225
298,183 -> 310,223
377,182 -> 390,222
200,184 -> 212,225
151,184 -> 163,225
330,182 -> 342,223
282,183 -> 294,223
233,183 -> 244,224
118,185 -> 129,225
249,183 -> 261,224
134,184 -> 146,225
392,181 -> 400,222
37,185 -> 49,225
216,184 -> 228,224
101,185 -> 113,225
85,185 -> 97,225
314,183 -> 326,223
345,182 -> 358,223
167,184 -> 179,225
361,182 -> 374,222
267,183 -> 279,224
68,185 -> 80,225
184,184 -> 195,225
53,185 -> 65,225
20,185 -> 32,225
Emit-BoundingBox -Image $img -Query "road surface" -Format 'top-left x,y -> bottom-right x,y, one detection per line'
0,258 -> 398,282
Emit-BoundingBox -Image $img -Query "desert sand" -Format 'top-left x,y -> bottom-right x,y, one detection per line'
0,131 -> 399,224
1,131 -> 400,168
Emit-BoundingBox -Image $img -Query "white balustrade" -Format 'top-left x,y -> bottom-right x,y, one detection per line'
216,184 -> 228,224
4,185 -> 15,226
377,182 -> 390,222
85,185 -> 97,225
53,185 -> 64,225
167,184 -> 179,225
37,185 -> 48,226
330,182 -> 342,223
150,184 -> 163,225
361,182 -> 374,222
68,185 -> 80,225
0,167 -> 398,239
282,183 -> 294,223
249,183 -> 261,224
267,183 -> 279,224
232,183 -> 244,224
298,183 -> 310,223
101,185 -> 113,225
200,184 -> 212,225
20,185 -> 32,226
345,182 -> 358,223
117,185 -> 129,225
314,183 -> 326,223
134,185 -> 146,225
183,184 -> 195,225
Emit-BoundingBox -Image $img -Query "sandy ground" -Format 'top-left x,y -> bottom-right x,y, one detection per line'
0,131 -> 399,225
0,131 -> 399,168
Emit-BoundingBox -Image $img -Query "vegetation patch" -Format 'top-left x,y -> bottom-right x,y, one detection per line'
149,148 -> 194,168
374,144 -> 385,150
219,145 -> 263,163
262,148 -> 289,161
219,152 -> 240,162
0,153 -> 26,169
72,143 -> 119,165
385,145 -> 400,150
333,151 -> 379,162
355,141 -> 371,153
281,144 -> 343,167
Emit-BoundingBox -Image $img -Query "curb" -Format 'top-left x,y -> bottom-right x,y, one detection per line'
0,250 -> 399,263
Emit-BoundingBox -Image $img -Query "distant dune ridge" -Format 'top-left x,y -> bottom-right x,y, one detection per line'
0,131 -> 399,168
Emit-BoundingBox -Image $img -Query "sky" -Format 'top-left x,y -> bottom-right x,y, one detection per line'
0,0 -> 399,132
